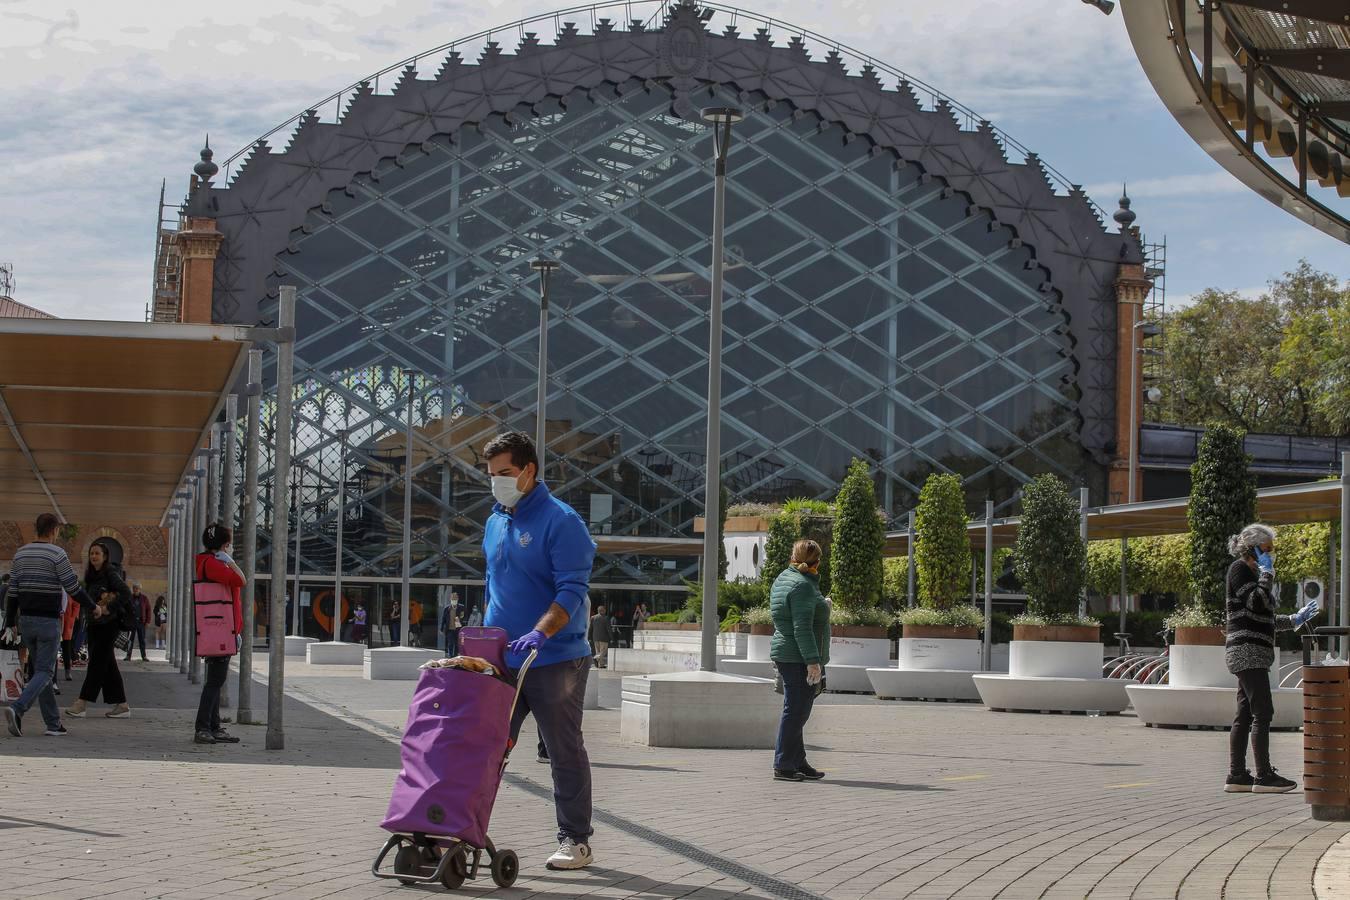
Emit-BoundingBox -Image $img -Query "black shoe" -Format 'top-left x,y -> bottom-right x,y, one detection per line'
3,706 -> 21,737
52,683 -> 60,696
44,724 -> 68,736
1224,771 -> 1254,793
193,730 -> 217,745
797,764 -> 825,781
773,768 -> 805,782
212,730 -> 240,744
1253,771 -> 1298,793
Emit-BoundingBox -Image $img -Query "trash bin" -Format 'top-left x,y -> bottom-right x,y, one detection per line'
1301,626 -> 1350,822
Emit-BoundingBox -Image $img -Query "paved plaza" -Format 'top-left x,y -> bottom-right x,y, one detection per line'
2,656 -> 1348,900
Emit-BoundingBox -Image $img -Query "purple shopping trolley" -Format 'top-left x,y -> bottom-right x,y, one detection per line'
371,626 -> 536,891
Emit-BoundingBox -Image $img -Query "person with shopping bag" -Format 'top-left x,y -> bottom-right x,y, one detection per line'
193,523 -> 245,745
769,539 -> 831,783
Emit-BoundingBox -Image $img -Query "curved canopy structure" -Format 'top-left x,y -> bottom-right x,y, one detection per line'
191,1 -> 1136,589
1123,0 -> 1350,244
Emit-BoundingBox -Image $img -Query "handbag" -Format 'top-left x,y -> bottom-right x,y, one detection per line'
114,630 -> 132,652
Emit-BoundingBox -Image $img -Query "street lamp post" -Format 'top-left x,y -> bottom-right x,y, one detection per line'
1123,317 -> 1160,653
401,371 -> 417,649
531,258 -> 560,474
698,105 -> 743,673
333,428 -> 348,642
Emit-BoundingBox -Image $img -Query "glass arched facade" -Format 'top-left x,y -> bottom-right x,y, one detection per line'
252,83 -> 1088,593
201,4 -> 1136,637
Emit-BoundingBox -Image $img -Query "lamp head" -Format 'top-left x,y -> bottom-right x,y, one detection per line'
530,257 -> 561,273
700,107 -> 745,126
1145,387 -> 1163,404
1080,0 -> 1114,14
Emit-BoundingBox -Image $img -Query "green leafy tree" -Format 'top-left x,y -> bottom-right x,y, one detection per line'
913,474 -> 970,611
1158,262 -> 1349,435
830,459 -> 885,612
1187,424 -> 1256,616
762,513 -> 799,589
882,557 -> 909,606
1013,474 -> 1087,622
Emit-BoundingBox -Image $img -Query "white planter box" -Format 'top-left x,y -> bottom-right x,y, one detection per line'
869,668 -> 982,702
283,636 -> 318,657
363,646 -> 443,681
632,630 -> 746,656
1128,683 -> 1303,729
974,674 -> 1134,714
306,641 -> 365,666
747,633 -> 772,662
1009,640 -> 1103,679
584,665 -> 600,710
620,672 -> 779,748
896,638 -> 982,671
828,635 -> 891,667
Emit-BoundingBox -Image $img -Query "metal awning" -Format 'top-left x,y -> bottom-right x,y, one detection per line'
0,317 -> 250,526
884,479 -> 1345,554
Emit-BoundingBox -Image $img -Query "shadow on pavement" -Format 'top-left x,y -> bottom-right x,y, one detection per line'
1,661 -> 400,770
591,761 -> 690,773
821,778 -> 951,792
523,869 -> 763,899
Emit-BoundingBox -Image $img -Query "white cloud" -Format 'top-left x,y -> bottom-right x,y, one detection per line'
1084,171 -> 1247,203
0,0 -> 1334,321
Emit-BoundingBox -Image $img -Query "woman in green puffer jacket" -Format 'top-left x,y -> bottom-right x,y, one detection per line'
768,539 -> 830,782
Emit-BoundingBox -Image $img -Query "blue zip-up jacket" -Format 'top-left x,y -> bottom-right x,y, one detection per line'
483,482 -> 596,670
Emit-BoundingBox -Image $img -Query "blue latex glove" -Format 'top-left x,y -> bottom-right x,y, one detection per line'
1255,549 -> 1274,575
1292,600 -> 1320,628
508,629 -> 548,655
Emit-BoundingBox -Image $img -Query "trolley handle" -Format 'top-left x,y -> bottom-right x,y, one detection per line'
507,648 -> 538,729
1300,626 -> 1350,666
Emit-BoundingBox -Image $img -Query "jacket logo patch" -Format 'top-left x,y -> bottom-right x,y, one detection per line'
518,532 -> 533,549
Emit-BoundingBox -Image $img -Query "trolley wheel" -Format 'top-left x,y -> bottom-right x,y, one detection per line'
491,849 -> 520,888
394,844 -> 422,886
440,847 -> 469,890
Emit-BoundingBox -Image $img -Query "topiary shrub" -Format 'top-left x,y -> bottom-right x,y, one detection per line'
913,473 -> 971,613
1187,423 -> 1256,619
762,512 -> 799,589
1013,474 -> 1087,624
717,484 -> 730,582
830,459 -> 885,613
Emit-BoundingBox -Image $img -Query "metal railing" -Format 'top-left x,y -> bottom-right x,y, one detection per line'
218,1 -> 1105,217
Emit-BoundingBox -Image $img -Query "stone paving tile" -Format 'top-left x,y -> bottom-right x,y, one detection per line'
4,655 -> 1350,900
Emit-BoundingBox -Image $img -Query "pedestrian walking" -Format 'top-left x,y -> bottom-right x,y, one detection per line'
633,601 -> 650,633
440,592 -> 462,657
352,603 -> 368,643
2,513 -> 97,738
588,604 -> 610,669
68,542 -> 133,719
388,600 -> 401,646
153,597 -> 168,649
467,605 -> 483,627
769,539 -> 830,783
193,524 -> 245,745
481,431 -> 597,870
1224,524 -> 1319,794
123,582 -> 151,662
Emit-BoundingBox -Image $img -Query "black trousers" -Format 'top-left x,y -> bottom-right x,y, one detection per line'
1230,667 -> 1275,776
78,629 -> 127,704
124,622 -> 147,659
195,656 -> 230,733
60,639 -> 74,675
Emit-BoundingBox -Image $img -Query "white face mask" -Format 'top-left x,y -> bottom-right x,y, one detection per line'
491,474 -> 527,508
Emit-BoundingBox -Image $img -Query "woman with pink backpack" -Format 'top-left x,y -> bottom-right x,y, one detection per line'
194,524 -> 245,745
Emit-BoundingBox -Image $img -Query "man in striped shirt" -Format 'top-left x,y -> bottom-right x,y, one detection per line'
3,513 -> 96,737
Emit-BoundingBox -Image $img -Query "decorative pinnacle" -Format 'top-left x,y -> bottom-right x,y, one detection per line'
194,135 -> 219,181
1113,183 -> 1136,231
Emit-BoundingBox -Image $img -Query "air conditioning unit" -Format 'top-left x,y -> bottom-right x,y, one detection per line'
1299,578 -> 1324,606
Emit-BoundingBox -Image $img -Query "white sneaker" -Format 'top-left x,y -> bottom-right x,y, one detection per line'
545,837 -> 593,870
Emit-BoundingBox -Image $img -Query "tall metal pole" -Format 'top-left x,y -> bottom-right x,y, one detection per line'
983,500 -> 993,671
531,258 -> 559,476
219,395 -> 238,711
1123,314 -> 1140,654
698,106 -> 742,673
167,514 -> 180,668
1340,451 -> 1349,659
266,286 -> 297,751
291,463 -> 302,637
333,429 -> 347,642
401,371 -> 417,648
190,464 -> 207,685
906,509 -> 917,609
238,350 -> 262,724
1079,487 -> 1090,618
206,425 -> 221,524
177,505 -> 190,673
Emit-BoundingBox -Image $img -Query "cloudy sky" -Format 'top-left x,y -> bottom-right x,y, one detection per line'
1,0 -> 1346,320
